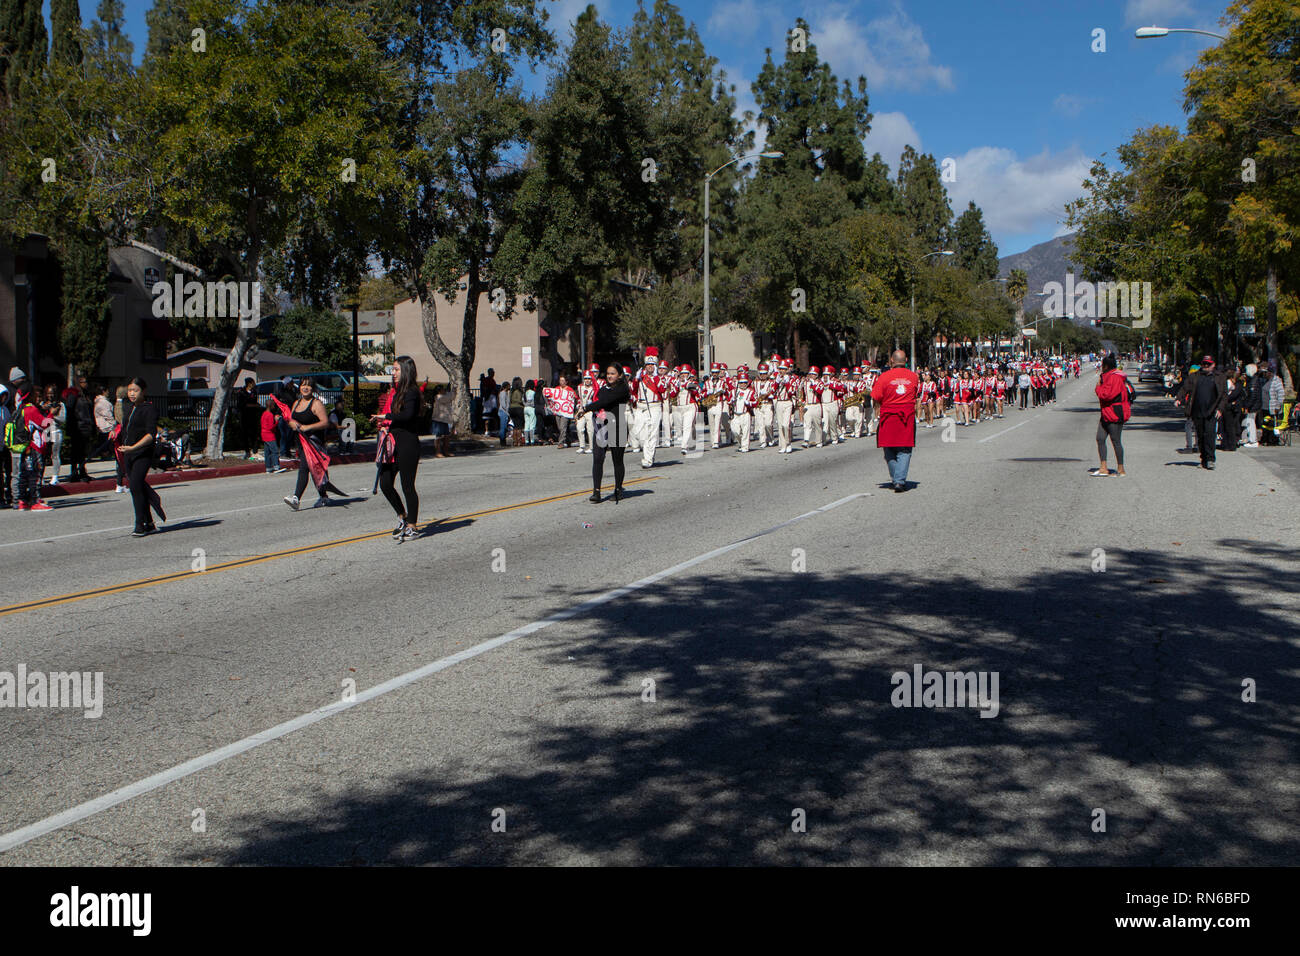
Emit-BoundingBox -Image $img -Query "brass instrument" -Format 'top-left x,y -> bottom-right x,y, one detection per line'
842,391 -> 868,409
699,391 -> 721,410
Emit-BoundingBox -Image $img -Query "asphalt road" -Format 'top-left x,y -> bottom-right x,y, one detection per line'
1,368 -> 1296,865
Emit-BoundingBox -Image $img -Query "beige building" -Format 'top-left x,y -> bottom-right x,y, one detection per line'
710,322 -> 763,370
394,283 -> 577,390
167,346 -> 318,385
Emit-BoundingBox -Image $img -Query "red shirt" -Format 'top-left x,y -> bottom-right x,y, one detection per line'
870,367 -> 919,448
260,408 -> 278,442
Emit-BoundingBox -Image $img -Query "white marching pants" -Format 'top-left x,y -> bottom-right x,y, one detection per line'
673,405 -> 697,451
774,400 -> 794,450
729,411 -> 753,452
755,403 -> 774,446
802,405 -> 822,446
820,402 -> 840,442
576,412 -> 594,451
639,403 -> 662,465
845,405 -> 864,437
708,404 -> 727,447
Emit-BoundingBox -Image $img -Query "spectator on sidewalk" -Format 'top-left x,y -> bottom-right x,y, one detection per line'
261,402 -> 286,473
90,383 -> 115,459
7,371 -> 53,511
497,383 -> 511,445
430,384 -> 455,458
42,383 -> 66,486
1241,364 -> 1261,447
0,385 -> 11,507
235,379 -> 259,460
1175,356 -> 1226,470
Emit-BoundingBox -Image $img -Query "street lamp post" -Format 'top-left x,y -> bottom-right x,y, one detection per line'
910,250 -> 953,369
702,150 -> 783,372
1135,26 -> 1227,40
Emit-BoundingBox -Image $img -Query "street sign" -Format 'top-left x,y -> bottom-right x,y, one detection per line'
1022,328 -> 1038,337
1237,306 -> 1256,335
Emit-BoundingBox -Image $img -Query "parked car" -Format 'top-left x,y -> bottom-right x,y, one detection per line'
1138,363 -> 1163,384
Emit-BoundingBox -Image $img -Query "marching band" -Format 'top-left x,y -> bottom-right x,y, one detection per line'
565,351 -> 1080,458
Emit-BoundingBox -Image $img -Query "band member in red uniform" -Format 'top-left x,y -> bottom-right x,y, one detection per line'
871,350 -> 919,493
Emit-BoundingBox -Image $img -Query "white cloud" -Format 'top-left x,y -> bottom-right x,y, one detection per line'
862,111 -> 921,169
545,0 -> 593,40
809,2 -> 955,93
943,146 -> 1094,247
707,1 -> 774,42
1052,94 -> 1091,117
1125,0 -> 1199,26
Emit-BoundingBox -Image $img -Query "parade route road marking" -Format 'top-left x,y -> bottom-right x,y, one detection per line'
978,416 -> 1037,443
0,491 -> 869,854
0,478 -> 659,619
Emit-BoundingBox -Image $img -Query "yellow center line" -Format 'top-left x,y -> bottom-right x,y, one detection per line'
0,477 -> 660,618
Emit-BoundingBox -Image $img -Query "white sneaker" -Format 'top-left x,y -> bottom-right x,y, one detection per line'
49,476 -> 60,486
283,495 -> 300,511
115,485 -> 126,494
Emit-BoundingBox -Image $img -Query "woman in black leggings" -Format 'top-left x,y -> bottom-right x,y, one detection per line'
282,380 -> 345,509
119,378 -> 167,536
1093,353 -> 1129,477
583,364 -> 631,503
374,355 -> 423,541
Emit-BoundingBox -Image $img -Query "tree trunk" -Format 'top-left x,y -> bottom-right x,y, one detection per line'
203,323 -> 255,460
1266,259 -> 1292,393
419,273 -> 480,436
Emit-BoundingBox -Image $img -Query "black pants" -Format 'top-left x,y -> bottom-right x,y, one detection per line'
66,429 -> 88,479
379,431 -> 420,525
1096,419 -> 1124,467
0,447 -> 10,503
592,444 -> 625,493
294,454 -> 319,499
1019,387 -> 1028,409
128,454 -> 154,529
1193,415 -> 1217,464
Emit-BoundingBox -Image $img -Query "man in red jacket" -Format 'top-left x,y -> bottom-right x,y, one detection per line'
871,350 -> 919,493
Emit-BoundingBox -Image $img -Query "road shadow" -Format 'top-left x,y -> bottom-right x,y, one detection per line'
190,544 -> 1298,866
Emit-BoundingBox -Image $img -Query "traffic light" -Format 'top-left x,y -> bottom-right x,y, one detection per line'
1090,319 -> 1101,328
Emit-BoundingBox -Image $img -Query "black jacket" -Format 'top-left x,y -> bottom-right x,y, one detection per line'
584,379 -> 631,448
1175,370 -> 1226,418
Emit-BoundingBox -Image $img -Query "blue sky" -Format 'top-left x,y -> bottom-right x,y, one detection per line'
84,0 -> 1229,256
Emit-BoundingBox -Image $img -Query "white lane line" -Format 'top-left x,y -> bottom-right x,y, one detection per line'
0,492 -> 870,854
978,416 -> 1037,443
0,502 -> 288,549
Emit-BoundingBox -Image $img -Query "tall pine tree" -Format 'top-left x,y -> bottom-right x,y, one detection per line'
50,0 -> 84,67
0,0 -> 48,106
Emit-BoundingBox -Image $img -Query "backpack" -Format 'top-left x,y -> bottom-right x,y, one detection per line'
1124,378 -> 1136,406
4,402 -> 31,453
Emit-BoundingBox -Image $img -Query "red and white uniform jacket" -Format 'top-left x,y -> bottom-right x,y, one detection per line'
731,382 -> 757,414
773,375 -> 795,402
673,379 -> 699,405
801,378 -> 822,406
634,370 -> 666,406
919,380 -> 937,401
817,380 -> 842,405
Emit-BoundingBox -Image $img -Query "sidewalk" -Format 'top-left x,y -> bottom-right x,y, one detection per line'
33,435 -> 495,498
